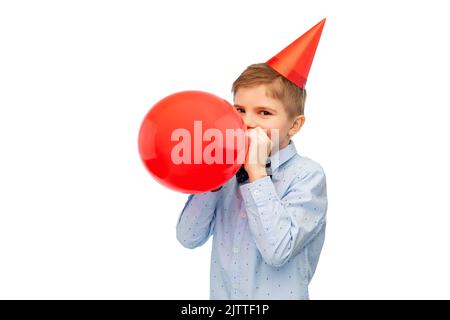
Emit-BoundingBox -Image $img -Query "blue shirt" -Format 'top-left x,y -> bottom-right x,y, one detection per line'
176,140 -> 328,299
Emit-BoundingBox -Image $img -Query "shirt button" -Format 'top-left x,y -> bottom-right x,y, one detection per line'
240,213 -> 247,219
233,247 -> 239,253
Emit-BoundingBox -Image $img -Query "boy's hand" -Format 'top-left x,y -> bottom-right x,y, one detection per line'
245,127 -> 272,182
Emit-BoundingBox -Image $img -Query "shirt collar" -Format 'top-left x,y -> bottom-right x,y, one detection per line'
269,139 -> 298,172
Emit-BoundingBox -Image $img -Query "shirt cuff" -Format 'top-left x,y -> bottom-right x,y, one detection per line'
238,175 -> 275,208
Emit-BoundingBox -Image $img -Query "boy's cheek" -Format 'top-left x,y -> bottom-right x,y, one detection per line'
267,128 -> 281,141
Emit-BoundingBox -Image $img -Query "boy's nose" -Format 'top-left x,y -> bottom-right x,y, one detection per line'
242,114 -> 257,130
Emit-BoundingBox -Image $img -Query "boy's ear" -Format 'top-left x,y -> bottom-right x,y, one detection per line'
288,115 -> 305,137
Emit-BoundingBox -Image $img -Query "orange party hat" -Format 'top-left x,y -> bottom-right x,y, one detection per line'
266,18 -> 326,89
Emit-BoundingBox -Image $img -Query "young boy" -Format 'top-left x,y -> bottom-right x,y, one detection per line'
176,19 -> 327,300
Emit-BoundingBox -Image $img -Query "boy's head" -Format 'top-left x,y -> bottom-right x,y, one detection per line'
231,62 -> 306,151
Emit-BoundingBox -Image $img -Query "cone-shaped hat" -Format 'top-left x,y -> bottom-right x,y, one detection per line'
266,18 -> 326,89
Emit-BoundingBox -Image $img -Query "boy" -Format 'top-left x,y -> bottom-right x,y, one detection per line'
176,19 -> 327,300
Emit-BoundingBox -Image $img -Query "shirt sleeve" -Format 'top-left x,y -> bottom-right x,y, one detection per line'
239,166 -> 327,267
176,190 -> 221,249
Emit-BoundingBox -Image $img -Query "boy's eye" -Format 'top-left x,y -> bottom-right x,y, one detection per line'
259,111 -> 272,116
236,108 -> 245,113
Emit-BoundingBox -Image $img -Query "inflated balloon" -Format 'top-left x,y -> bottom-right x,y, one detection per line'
138,91 -> 247,194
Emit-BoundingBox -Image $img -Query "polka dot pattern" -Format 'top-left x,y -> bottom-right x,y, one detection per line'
176,140 -> 327,300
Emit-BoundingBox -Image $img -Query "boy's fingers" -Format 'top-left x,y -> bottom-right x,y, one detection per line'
262,128 -> 269,136
255,126 -> 269,136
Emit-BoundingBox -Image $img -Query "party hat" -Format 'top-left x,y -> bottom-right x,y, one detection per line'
266,18 -> 326,89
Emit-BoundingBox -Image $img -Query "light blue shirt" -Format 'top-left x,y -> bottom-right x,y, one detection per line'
176,140 -> 327,299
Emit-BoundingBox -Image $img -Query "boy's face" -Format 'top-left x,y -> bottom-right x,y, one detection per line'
233,84 -> 304,151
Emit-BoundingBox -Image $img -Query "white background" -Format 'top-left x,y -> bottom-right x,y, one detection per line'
1,0 -> 449,299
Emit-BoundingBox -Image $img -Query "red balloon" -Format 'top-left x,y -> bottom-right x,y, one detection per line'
138,91 -> 247,194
